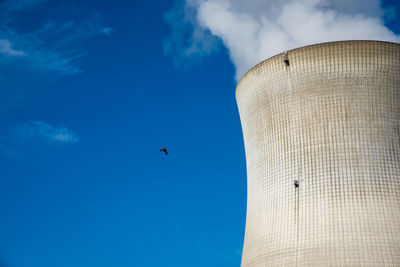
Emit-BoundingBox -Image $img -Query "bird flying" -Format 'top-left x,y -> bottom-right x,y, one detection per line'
160,148 -> 168,155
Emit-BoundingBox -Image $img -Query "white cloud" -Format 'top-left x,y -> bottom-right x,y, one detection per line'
12,121 -> 79,144
166,0 -> 400,80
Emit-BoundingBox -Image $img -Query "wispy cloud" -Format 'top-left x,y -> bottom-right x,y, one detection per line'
0,1 -> 113,113
0,121 -> 79,157
101,27 -> 114,36
11,121 -> 79,144
0,0 -> 47,11
0,10 -> 109,74
0,39 -> 25,56
165,0 -> 400,80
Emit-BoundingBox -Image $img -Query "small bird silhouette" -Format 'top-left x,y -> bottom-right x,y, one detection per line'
160,148 -> 168,155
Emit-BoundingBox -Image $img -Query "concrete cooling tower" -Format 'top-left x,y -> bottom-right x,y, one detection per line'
236,41 -> 400,266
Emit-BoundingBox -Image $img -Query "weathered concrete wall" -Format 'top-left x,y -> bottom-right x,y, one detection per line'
236,41 -> 400,266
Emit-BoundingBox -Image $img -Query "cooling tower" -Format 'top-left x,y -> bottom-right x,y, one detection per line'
236,40 -> 400,266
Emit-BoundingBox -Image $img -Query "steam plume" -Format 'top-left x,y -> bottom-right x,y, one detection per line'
166,0 -> 400,80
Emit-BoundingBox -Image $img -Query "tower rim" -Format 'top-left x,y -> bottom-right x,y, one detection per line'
236,40 -> 400,96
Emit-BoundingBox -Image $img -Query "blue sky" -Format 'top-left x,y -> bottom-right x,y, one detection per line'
0,0 -> 399,266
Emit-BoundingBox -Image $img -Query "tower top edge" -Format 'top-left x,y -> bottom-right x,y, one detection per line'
235,40 -> 400,93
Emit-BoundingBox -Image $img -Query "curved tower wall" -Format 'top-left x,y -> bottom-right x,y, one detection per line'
236,41 -> 400,266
